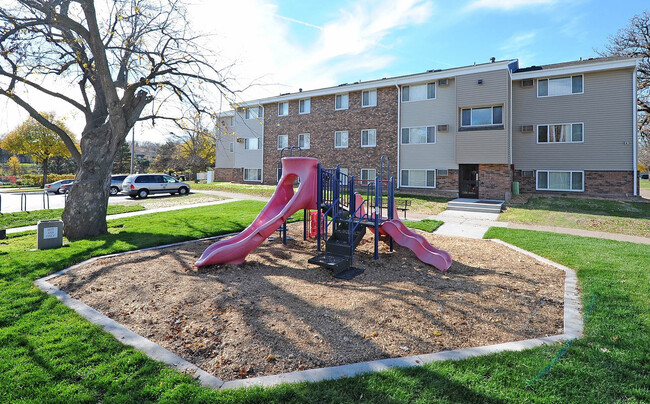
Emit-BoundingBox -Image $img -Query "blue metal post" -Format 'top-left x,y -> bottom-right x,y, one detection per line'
317,163 -> 322,251
374,176 -> 380,260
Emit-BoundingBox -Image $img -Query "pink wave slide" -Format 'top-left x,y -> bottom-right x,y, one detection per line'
379,219 -> 452,272
195,157 -> 319,267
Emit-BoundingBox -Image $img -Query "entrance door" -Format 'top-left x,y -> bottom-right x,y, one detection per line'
459,164 -> 479,198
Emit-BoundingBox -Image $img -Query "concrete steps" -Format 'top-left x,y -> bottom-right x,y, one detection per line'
446,198 -> 504,214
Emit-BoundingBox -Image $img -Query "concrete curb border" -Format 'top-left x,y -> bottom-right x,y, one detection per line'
35,236 -> 583,390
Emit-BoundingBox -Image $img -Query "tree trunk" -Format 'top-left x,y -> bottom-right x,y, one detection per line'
62,129 -> 123,239
41,157 -> 48,189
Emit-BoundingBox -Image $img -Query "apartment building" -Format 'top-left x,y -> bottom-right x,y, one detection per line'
215,56 -> 639,198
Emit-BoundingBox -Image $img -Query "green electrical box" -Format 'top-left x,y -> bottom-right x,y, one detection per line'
37,220 -> 63,250
512,181 -> 520,196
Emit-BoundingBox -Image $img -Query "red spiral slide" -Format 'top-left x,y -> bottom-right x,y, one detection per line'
195,157 -> 318,267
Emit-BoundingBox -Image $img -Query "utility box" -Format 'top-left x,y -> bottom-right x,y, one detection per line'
37,220 -> 63,250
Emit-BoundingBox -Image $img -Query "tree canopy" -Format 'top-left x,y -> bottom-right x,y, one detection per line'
0,0 -> 233,238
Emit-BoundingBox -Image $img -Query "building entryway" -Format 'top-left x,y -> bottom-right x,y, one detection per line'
459,164 -> 479,198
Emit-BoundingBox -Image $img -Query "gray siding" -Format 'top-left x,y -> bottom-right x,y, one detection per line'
455,70 -> 510,164
233,109 -> 264,172
400,78 -> 457,169
214,115 -> 235,169
512,68 -> 634,170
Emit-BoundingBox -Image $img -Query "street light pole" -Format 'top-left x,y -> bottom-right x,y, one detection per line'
130,126 -> 135,174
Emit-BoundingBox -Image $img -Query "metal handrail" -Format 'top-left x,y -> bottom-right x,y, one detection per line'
321,196 -> 341,243
20,193 -> 27,211
42,191 -> 49,210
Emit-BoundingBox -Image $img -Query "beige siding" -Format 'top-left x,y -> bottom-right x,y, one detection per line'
512,68 -> 634,170
400,78 -> 457,169
233,109 -> 264,172
214,115 -> 235,169
455,69 -> 510,164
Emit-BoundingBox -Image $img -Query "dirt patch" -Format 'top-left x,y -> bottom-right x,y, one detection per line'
51,223 -> 565,382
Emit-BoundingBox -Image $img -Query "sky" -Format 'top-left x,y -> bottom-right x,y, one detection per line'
0,0 -> 647,144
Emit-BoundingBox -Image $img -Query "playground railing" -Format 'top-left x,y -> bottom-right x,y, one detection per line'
321,196 -> 341,243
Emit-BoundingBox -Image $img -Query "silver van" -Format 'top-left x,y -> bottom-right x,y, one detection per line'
122,174 -> 191,199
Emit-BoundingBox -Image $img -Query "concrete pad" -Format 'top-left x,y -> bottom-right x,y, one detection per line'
434,223 -> 490,239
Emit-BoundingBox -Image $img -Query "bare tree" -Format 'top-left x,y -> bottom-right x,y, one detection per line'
172,116 -> 214,180
598,10 -> 650,142
0,0 -> 232,238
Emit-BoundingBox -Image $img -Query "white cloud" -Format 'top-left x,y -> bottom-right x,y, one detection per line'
498,32 -> 538,66
465,0 -> 557,11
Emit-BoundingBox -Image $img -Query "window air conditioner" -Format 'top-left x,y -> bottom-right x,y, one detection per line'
520,125 -> 534,133
438,79 -> 449,86
437,124 -> 449,132
520,79 -> 534,87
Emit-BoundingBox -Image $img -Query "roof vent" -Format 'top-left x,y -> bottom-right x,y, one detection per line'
490,57 -> 496,63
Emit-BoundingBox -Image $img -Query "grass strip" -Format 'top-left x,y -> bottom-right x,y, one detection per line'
403,219 -> 443,232
0,204 -> 145,229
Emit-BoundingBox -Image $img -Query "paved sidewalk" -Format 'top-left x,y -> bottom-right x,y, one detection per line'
192,189 -> 271,202
6,198 -> 243,234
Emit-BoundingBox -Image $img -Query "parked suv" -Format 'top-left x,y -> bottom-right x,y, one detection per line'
122,174 -> 190,199
110,175 -> 128,196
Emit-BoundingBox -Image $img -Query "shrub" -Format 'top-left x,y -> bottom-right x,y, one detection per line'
20,173 -> 76,187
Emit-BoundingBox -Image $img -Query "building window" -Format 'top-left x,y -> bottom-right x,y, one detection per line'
244,138 -> 259,150
299,99 -> 311,114
437,169 -> 448,177
334,131 -> 348,148
538,75 -> 583,97
335,94 -> 349,110
362,89 -> 377,107
402,83 -> 435,102
360,169 -> 376,183
278,102 -> 288,116
400,169 -> 436,188
277,135 -> 288,150
537,123 -> 583,143
536,170 -> 583,191
298,133 -> 310,149
244,168 -> 262,182
460,106 -> 503,127
245,106 -> 262,119
401,126 -> 435,144
361,129 -> 376,147
229,142 -> 234,153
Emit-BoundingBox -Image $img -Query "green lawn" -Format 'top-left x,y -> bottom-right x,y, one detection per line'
403,219 -> 443,232
395,193 -> 452,216
500,196 -> 650,238
192,182 -> 280,197
1,203 -> 648,402
0,205 -> 145,229
640,179 -> 650,190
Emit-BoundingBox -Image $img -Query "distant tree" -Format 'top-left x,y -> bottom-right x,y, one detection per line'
598,10 -> 650,141
46,155 -> 78,175
136,157 -> 151,173
8,155 -> 21,175
151,140 -> 182,173
0,114 -> 77,187
639,142 -> 650,172
113,143 -> 132,174
174,117 -> 215,179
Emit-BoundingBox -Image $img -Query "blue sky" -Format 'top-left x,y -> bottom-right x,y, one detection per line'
194,0 -> 647,104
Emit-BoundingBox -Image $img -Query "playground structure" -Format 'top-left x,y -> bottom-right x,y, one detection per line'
195,151 -> 452,278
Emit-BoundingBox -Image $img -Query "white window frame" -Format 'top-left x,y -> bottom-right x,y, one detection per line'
460,106 -> 503,127
400,126 -> 436,144
536,170 -> 584,192
400,169 -> 436,188
334,131 -> 348,148
537,122 -> 584,144
361,89 -> 377,107
361,129 -> 376,147
244,138 -> 259,150
401,83 -> 436,102
243,168 -> 262,182
278,102 -> 288,116
335,93 -> 349,110
299,99 -> 311,114
277,135 -> 288,150
298,133 -> 310,149
339,168 -> 349,185
537,75 -> 584,97
360,168 -> 376,184
245,106 -> 261,120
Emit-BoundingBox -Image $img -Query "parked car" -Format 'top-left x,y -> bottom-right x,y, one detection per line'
122,174 -> 190,199
110,175 -> 128,196
60,183 -> 72,194
44,179 -> 74,194
641,174 -> 649,180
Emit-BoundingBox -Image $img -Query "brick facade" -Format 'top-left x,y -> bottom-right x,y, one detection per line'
397,169 -> 459,197
213,168 -> 243,183
478,164 -> 512,200
262,87 -> 398,184
514,170 -> 635,197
